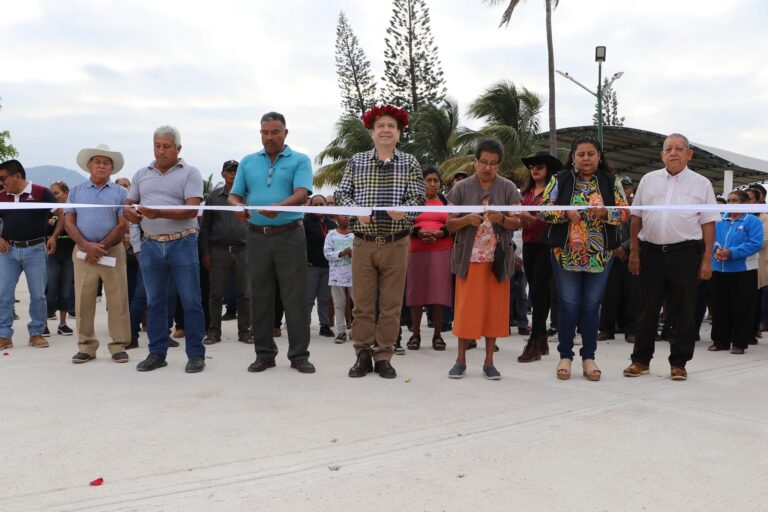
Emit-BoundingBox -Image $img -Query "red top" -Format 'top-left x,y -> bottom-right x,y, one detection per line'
521,189 -> 547,243
410,197 -> 453,252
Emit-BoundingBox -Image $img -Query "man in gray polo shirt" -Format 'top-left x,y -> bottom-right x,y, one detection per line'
65,144 -> 130,364
124,125 -> 206,373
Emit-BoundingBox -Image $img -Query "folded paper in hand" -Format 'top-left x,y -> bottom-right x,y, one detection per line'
76,251 -> 117,267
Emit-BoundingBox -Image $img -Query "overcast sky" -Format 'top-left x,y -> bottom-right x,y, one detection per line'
2,0 -> 767,183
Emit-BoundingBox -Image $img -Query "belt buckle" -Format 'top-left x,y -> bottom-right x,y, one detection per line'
661,245 -> 669,253
374,235 -> 386,245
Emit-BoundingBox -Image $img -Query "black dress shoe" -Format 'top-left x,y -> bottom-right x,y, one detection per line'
126,337 -> 139,350
348,351 -> 373,378
319,325 -> 335,337
72,352 -> 95,364
168,338 -> 180,348
136,353 -> 167,372
247,358 -> 276,372
112,351 -> 129,363
185,356 -> 206,373
374,360 -> 397,379
290,359 -> 316,373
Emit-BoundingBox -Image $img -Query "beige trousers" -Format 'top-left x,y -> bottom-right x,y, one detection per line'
72,244 -> 130,356
350,236 -> 410,361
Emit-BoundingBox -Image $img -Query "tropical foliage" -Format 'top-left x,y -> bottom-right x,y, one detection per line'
483,0 -> 560,156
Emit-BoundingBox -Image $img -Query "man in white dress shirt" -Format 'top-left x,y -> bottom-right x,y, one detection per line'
624,133 -> 720,381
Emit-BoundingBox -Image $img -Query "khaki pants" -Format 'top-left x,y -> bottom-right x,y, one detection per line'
72,244 -> 130,356
350,236 -> 410,361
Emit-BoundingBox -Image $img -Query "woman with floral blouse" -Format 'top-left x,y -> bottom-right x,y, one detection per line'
540,135 -> 629,381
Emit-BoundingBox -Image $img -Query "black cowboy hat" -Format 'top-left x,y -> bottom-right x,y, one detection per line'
521,151 -> 564,173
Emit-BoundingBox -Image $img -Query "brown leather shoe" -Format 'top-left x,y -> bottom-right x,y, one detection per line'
172,329 -> 185,339
623,362 -> 650,377
670,366 -> 688,380
28,335 -> 49,348
0,337 -> 12,349
517,338 -> 541,363
536,334 -> 549,356
597,331 -> 615,341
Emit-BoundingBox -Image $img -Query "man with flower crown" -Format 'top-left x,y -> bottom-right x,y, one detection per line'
335,105 -> 425,378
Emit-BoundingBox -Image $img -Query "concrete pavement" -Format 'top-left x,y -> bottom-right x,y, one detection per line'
2,284 -> 768,511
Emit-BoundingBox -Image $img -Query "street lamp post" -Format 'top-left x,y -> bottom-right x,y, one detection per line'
555,45 -> 623,149
595,46 -> 606,148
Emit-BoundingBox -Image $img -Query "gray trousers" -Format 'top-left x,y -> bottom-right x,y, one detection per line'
307,266 -> 331,327
247,226 -> 310,361
208,245 -> 251,337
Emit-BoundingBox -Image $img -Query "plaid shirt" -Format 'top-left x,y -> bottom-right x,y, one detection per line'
335,148 -> 425,236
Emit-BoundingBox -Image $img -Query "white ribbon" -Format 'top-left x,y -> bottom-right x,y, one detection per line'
0,202 -> 763,213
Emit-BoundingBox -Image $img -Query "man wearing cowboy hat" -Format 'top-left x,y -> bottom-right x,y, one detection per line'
64,144 -> 130,363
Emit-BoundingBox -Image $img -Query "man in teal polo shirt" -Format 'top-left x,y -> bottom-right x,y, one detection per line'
229,111 -> 316,374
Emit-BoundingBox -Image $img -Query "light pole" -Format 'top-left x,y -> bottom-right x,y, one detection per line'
555,46 -> 623,148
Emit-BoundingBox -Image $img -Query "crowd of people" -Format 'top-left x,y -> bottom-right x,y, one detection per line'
1,104 -> 765,381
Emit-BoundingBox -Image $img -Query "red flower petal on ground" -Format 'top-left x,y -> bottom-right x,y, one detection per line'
90,478 -> 104,486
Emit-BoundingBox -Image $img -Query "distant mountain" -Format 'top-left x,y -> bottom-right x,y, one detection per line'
25,165 -> 89,188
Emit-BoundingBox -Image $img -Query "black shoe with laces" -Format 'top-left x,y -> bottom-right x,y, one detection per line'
374,360 -> 397,379
290,359 -> 316,373
57,324 -> 74,336
42,326 -> 51,338
185,356 -> 206,373
348,351 -> 373,378
248,358 -> 276,373
136,353 -> 167,372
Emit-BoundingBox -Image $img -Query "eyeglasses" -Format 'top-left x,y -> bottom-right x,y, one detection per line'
476,160 -> 500,169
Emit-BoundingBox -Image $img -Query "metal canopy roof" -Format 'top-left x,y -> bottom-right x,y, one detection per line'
537,126 -> 768,189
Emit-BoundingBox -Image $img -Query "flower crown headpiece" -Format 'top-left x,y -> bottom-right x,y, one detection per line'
362,104 -> 410,130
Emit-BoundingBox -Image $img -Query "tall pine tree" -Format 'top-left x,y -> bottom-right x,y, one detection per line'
335,12 -> 377,118
592,79 -> 625,127
382,0 -> 446,113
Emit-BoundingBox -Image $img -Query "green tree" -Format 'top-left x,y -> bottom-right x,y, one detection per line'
335,11 -> 378,118
592,78 -> 625,127
456,80 -> 543,178
403,98 -> 460,166
0,130 -> 18,162
313,116 -> 373,188
0,99 -> 19,162
382,0 -> 446,113
484,0 -> 560,156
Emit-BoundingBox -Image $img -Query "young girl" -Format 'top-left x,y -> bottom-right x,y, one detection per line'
323,215 -> 354,343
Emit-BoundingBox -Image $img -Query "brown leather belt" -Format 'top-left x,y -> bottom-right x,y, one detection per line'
248,220 -> 302,236
354,230 -> 410,245
145,227 -> 197,242
8,237 -> 46,248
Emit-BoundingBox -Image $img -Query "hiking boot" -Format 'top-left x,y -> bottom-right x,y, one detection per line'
517,338 -> 541,363
29,335 -> 49,348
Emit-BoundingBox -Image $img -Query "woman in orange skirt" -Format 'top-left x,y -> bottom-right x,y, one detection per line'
445,138 -> 522,380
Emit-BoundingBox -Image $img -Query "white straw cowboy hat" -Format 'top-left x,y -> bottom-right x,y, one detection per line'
76,144 -> 124,175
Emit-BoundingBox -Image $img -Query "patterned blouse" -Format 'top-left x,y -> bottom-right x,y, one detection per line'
470,198 -> 497,263
540,173 -> 629,272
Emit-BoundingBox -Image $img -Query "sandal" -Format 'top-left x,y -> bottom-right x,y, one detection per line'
432,336 -> 446,351
406,333 -> 421,350
556,359 -> 572,381
730,346 -> 745,354
582,360 -> 602,382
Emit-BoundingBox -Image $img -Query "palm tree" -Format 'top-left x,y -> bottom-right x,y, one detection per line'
314,115 -> 373,188
403,98 -> 461,167
456,80 -> 543,178
483,0 -> 559,156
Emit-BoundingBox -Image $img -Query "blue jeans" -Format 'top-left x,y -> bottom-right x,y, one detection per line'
550,254 -> 613,360
140,234 -> 205,358
0,244 -> 48,338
